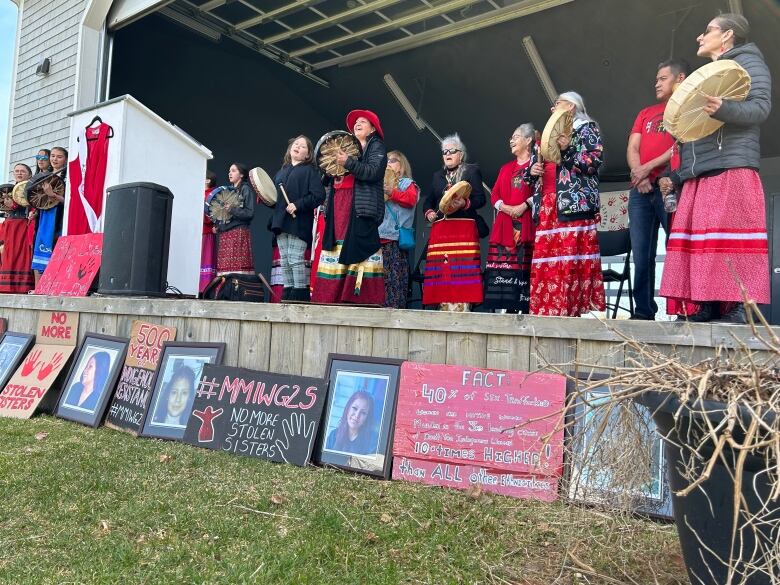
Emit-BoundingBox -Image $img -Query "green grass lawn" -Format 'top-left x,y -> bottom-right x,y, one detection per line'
0,417 -> 687,584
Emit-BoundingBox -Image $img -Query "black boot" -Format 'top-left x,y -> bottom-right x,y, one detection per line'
717,304 -> 747,324
292,287 -> 310,302
282,287 -> 293,301
680,302 -> 716,323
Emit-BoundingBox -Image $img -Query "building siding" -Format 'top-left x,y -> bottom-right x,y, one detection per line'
7,0 -> 89,170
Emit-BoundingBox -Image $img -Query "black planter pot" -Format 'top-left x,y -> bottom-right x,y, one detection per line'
637,391 -> 779,585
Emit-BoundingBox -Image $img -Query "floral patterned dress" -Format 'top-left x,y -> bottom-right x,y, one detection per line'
528,122 -> 606,317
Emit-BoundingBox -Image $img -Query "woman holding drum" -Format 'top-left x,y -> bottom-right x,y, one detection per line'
311,109 -> 387,305
215,163 -> 255,276
483,124 -> 536,314
380,150 -> 418,309
0,163 -> 34,293
423,134 -> 486,312
527,92 -> 605,317
30,146 -> 68,281
660,13 -> 771,324
271,135 -> 325,302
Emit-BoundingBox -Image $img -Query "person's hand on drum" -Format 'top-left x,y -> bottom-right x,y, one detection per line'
286,202 -> 297,215
556,134 -> 571,151
451,197 -> 466,211
530,162 -> 544,176
703,95 -> 722,116
425,210 -> 438,223
335,149 -> 349,167
42,182 -> 65,203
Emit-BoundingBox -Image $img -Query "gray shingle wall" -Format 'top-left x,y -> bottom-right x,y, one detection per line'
8,0 -> 88,170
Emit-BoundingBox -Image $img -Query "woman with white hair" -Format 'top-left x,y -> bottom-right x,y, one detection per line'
484,123 -> 536,313
526,92 -> 606,316
422,133 -> 486,311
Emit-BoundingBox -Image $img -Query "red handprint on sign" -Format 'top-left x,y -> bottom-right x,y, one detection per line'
21,349 -> 42,376
37,352 -> 64,381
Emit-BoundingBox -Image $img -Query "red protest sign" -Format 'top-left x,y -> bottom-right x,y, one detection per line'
0,344 -> 75,418
391,362 -> 566,501
34,233 -> 102,297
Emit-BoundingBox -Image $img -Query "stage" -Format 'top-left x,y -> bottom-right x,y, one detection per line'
0,295 -> 770,379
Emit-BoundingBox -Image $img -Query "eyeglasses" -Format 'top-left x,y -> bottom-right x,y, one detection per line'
388,158 -> 400,164
35,155 -> 49,160
701,25 -> 722,37
441,148 -> 461,156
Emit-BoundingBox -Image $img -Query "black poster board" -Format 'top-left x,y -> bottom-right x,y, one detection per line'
182,364 -> 327,467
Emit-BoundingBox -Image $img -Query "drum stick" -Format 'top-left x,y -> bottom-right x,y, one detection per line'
279,184 -> 297,218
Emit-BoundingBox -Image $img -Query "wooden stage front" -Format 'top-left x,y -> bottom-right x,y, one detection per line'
0,295 -> 772,378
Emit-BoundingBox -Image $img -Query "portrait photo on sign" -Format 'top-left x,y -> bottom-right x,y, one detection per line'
55,334 -> 128,427
315,354 -> 403,479
565,373 -> 672,520
140,342 -> 225,441
0,332 -> 34,390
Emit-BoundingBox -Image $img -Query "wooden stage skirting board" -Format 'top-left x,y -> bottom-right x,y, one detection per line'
0,295 -> 773,378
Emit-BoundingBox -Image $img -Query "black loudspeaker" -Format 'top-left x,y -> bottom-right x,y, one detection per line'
98,182 -> 173,296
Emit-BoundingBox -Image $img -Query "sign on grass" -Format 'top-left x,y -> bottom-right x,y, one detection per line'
183,364 -> 327,467
105,320 -> 177,434
0,311 -> 79,418
392,362 -> 566,501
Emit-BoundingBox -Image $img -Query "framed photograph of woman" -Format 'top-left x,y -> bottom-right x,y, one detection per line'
140,342 -> 225,441
55,334 -> 129,427
566,372 -> 673,520
315,354 -> 403,479
0,332 -> 34,391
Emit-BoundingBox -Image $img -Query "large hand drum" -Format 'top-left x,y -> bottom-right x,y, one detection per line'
439,180 -> 472,216
206,186 -> 240,223
249,167 -> 277,207
0,183 -> 14,212
540,109 -> 573,165
315,131 -> 362,177
26,171 -> 65,210
664,59 -> 751,143
12,180 -> 29,207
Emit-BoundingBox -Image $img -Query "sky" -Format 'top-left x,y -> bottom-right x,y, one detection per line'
0,1 -> 17,176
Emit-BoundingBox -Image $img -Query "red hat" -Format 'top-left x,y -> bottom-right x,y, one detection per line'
346,109 -> 383,140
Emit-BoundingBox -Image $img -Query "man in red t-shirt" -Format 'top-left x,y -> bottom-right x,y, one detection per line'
626,59 -> 689,320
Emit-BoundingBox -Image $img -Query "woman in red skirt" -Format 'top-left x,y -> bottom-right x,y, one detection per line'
215,163 -> 255,276
0,163 -> 35,293
527,92 -> 605,317
423,134 -> 486,312
312,110 -> 387,305
660,13 -> 771,324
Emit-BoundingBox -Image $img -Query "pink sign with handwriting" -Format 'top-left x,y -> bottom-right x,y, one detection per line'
392,362 -> 566,501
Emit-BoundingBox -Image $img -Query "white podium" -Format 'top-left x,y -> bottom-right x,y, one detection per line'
66,95 -> 212,296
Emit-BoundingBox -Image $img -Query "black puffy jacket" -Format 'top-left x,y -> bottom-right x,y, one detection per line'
677,43 -> 772,181
343,133 -> 387,224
